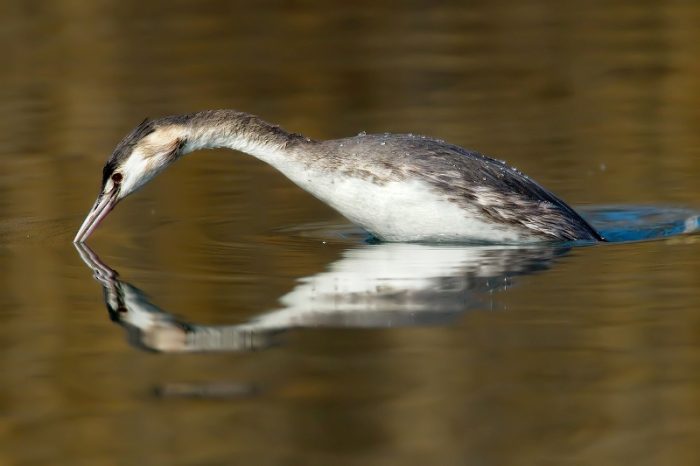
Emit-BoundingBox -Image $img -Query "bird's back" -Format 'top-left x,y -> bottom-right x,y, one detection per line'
291,134 -> 603,242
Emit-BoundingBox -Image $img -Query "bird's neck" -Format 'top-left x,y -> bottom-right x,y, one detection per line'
181,110 -> 310,165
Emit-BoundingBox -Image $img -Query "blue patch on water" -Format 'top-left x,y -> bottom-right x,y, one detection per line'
579,205 -> 700,243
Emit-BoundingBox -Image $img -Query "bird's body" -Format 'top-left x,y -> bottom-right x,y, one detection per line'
74,110 -> 604,243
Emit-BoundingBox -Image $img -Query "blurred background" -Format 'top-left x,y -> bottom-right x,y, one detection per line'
1,1 -> 699,465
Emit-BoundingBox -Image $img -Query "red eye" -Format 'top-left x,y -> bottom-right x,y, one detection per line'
111,172 -> 123,183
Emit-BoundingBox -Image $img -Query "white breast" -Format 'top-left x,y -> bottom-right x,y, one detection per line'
277,164 -> 537,243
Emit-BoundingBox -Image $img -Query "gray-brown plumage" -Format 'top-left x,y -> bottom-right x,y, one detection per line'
313,134 -> 603,241
75,110 -> 604,243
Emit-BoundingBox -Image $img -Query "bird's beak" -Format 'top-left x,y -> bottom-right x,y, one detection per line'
73,189 -> 119,243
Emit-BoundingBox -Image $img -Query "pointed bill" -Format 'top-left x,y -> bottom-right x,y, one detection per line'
73,191 -> 118,243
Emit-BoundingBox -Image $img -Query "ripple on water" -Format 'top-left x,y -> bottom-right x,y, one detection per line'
580,205 -> 700,243
280,205 -> 700,245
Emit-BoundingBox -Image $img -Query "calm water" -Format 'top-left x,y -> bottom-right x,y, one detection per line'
2,1 -> 700,465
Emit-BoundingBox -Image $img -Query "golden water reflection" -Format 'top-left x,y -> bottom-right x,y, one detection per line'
2,0 -> 700,464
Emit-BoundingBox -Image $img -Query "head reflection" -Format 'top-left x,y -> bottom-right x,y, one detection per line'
75,241 -> 569,353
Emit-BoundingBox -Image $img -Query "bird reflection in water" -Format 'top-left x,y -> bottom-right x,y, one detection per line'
75,241 -> 570,354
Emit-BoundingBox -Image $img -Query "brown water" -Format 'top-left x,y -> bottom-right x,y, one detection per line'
2,1 -> 700,464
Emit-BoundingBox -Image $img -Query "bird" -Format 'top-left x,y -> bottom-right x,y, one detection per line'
74,109 -> 605,244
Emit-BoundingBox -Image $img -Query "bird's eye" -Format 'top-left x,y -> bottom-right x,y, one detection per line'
111,172 -> 123,184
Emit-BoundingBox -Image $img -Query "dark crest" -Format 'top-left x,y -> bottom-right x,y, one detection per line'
101,118 -> 156,187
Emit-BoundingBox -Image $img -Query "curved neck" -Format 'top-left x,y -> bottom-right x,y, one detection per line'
179,110 -> 309,164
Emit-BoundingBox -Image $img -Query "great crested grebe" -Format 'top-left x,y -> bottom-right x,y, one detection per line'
74,110 -> 604,243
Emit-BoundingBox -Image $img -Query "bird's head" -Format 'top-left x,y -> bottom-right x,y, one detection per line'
74,117 -> 189,243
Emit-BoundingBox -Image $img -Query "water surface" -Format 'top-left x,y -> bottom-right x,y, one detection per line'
2,1 -> 700,465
